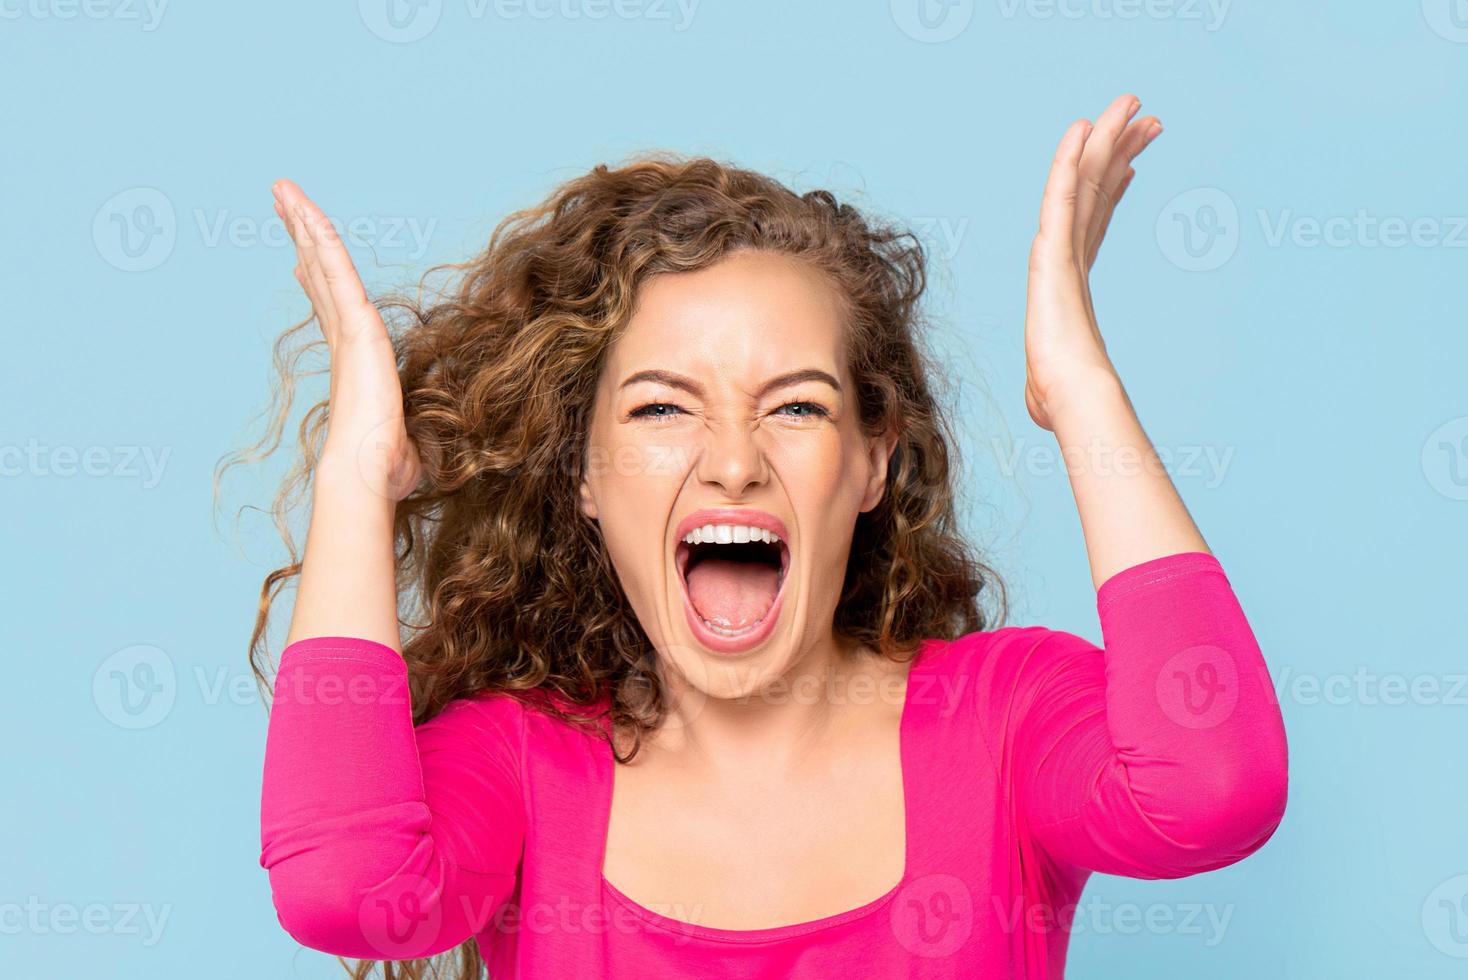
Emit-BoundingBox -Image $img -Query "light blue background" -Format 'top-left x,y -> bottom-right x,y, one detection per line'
3,1 -> 1466,977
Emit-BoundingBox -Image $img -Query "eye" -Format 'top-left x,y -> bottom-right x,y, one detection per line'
773,401 -> 830,419
628,400 -> 829,421
629,402 -> 684,420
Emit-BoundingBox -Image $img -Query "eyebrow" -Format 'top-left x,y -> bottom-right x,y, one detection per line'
619,368 -> 842,399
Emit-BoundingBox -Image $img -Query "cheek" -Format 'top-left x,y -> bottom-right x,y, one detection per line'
589,488 -> 663,611
595,427 -> 697,499
590,409 -> 672,484
770,426 -> 870,509
585,427 -> 693,578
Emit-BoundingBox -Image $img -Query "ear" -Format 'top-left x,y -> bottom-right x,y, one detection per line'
859,424 -> 900,513
579,475 -> 599,521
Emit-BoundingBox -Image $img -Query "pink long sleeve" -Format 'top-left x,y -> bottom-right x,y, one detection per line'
993,551 -> 1288,878
256,551 -> 1289,975
258,637 -> 526,959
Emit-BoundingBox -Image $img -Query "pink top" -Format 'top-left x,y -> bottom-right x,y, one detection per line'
258,550 -> 1288,977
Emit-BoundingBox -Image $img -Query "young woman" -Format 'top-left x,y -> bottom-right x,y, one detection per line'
248,93 -> 1288,979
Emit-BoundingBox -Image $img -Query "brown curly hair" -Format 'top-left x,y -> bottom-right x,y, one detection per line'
217,152 -> 1006,980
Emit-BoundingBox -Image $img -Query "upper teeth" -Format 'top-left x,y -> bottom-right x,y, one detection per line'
682,524 -> 781,545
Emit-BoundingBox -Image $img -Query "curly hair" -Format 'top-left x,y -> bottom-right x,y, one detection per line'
217,152 -> 1006,980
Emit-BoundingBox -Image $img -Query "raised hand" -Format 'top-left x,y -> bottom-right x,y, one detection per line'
273,180 -> 422,500
1024,94 -> 1162,432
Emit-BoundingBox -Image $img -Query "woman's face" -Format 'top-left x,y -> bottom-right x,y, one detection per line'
579,248 -> 895,699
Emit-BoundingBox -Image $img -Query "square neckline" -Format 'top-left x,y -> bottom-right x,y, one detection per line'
596,639 -> 939,944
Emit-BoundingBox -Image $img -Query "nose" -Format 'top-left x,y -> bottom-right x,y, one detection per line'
694,418 -> 769,498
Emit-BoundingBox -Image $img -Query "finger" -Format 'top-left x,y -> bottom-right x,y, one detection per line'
1086,167 -> 1136,270
290,202 -> 341,332
1073,94 -> 1141,257
292,195 -> 373,326
272,189 -> 332,327
286,189 -> 378,343
1094,115 -> 1160,223
274,180 -> 339,326
1072,94 -> 1141,250
1035,117 -> 1094,261
273,199 -> 314,296
1085,117 -> 1162,267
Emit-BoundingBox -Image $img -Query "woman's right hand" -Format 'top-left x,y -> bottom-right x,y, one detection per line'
273,179 -> 422,501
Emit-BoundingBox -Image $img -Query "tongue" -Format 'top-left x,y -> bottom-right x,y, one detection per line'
686,557 -> 779,631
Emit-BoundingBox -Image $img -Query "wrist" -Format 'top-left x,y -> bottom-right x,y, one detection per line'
1041,366 -> 1129,425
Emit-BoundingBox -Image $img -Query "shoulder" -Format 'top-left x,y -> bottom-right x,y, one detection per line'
422,684 -> 607,731
919,625 -> 1101,681
423,687 -> 529,727
911,626 -> 1105,723
424,685 -> 613,770
414,689 -> 528,766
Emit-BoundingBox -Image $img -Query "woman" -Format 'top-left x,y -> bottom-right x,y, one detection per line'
248,93 -> 1288,978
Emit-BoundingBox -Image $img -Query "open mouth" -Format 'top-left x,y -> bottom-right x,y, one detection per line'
674,522 -> 790,648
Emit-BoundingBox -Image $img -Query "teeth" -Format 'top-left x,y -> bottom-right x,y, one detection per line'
682,523 -> 783,546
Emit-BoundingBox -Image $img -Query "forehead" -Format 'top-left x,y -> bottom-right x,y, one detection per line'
604,249 -> 848,383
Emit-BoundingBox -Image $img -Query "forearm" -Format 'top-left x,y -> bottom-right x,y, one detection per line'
284,449 -> 402,650
1047,368 -> 1210,589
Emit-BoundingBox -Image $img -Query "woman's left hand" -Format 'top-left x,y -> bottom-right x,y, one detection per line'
1024,94 -> 1163,431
